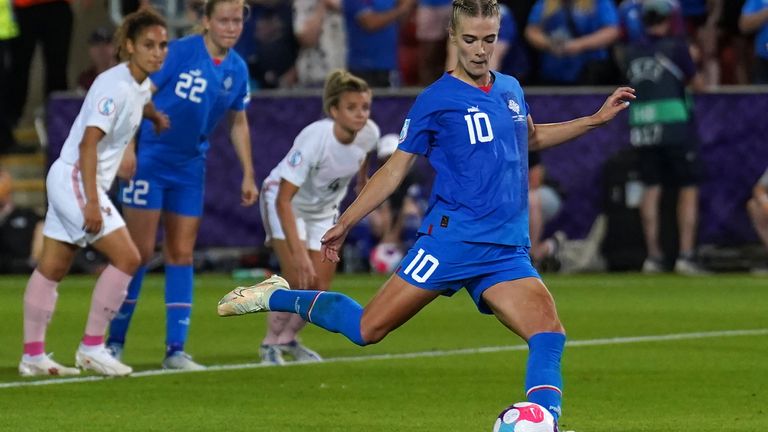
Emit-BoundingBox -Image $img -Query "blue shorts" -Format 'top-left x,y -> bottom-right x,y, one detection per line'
395,235 -> 540,314
119,156 -> 205,217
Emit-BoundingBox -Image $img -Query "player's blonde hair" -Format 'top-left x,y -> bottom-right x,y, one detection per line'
449,0 -> 500,33
322,70 -> 370,117
543,0 -> 595,18
194,0 -> 248,34
114,8 -> 167,61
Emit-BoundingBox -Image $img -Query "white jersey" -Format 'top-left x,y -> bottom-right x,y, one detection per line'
56,62 -> 152,190
265,118 -> 380,218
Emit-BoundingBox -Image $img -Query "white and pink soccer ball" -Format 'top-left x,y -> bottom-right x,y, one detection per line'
493,402 -> 557,432
369,243 -> 404,274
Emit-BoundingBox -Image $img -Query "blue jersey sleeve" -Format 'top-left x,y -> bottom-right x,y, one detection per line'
743,0 -> 764,14
527,0 -> 544,25
596,0 -> 620,26
150,39 -> 182,90
397,94 -> 436,157
229,60 -> 250,111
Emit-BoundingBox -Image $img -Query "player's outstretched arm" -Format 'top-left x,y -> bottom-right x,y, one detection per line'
529,86 -> 635,151
321,149 -> 417,262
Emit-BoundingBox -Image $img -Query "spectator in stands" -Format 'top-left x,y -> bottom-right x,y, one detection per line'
617,0 -> 684,44
106,0 -> 258,371
293,0 -> 346,87
77,27 -> 118,92
524,0 -> 621,85
18,8 -> 168,378
415,0 -> 452,85
717,0 -> 748,85
622,0 -> 707,275
0,0 -> 18,154
257,70 -> 379,364
343,0 -> 416,87
740,0 -> 768,83
679,0 -> 721,87
528,151 -> 563,268
6,0 -> 73,127
747,167 -> 768,274
235,0 -> 298,89
0,166 -> 43,273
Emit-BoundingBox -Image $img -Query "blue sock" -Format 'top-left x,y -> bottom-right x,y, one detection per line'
107,265 -> 146,347
165,264 -> 193,356
268,290 -> 366,346
525,332 -> 566,422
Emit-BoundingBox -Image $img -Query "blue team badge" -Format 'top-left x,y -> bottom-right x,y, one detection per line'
223,76 -> 233,90
288,150 -> 303,167
399,119 -> 410,144
97,97 -> 116,116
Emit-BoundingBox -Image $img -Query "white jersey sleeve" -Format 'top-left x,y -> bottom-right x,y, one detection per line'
82,78 -> 127,136
276,122 -> 325,188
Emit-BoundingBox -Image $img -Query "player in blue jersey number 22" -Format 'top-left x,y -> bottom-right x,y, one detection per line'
218,0 -> 635,426
108,0 -> 257,371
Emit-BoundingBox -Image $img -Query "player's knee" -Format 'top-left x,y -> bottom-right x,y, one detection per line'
37,263 -> 69,282
114,248 -> 141,275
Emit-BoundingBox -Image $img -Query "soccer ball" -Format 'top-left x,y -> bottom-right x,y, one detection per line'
369,243 -> 403,274
493,402 -> 556,432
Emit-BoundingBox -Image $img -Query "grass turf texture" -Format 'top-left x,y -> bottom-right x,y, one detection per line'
0,273 -> 765,431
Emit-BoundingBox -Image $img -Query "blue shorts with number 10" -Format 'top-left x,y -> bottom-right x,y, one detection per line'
119,155 -> 206,217
395,234 -> 540,314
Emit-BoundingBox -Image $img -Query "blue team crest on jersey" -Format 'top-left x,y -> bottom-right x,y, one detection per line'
97,97 -> 116,116
288,150 -> 303,167
223,76 -> 233,90
399,119 -> 410,144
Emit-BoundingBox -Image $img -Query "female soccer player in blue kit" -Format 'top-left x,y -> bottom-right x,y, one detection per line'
108,0 -> 258,370
218,0 -> 635,423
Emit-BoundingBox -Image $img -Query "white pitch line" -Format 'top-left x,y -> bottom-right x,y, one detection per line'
1,328 -> 766,389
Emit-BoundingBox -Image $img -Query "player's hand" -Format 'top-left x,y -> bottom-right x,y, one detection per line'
152,111 -> 171,134
241,177 -> 258,206
82,201 -> 103,234
592,87 -> 636,125
297,251 -> 317,290
320,222 -> 349,263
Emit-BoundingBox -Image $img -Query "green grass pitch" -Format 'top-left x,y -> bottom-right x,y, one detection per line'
0,273 -> 766,431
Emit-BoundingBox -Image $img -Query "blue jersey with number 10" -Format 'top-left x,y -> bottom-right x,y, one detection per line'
397,72 -> 531,247
139,35 -> 250,164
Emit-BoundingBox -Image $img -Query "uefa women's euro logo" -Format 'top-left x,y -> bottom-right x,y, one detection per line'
97,97 -> 116,116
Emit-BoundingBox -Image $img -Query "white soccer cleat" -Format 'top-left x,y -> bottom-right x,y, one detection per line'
162,351 -> 206,371
280,341 -> 322,362
75,345 -> 133,376
259,344 -> 286,365
217,275 -> 289,317
19,353 -> 81,377
674,258 -> 711,276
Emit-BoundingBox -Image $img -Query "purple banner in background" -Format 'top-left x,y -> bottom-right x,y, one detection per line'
47,91 -> 768,248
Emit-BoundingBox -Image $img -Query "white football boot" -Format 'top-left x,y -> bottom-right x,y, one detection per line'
162,351 -> 206,371
259,344 -> 286,365
19,354 -> 80,377
217,275 -> 289,316
75,345 -> 132,376
280,341 -> 322,362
